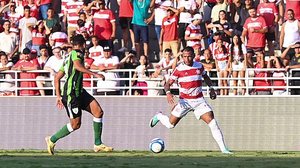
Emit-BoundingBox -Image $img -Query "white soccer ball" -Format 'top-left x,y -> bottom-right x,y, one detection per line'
149,138 -> 165,153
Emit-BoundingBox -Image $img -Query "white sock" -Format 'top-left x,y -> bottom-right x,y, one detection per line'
208,119 -> 227,151
157,113 -> 174,129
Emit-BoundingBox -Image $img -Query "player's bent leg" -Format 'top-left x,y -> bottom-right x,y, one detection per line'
150,112 -> 179,129
70,117 -> 82,130
149,111 -> 161,128
85,100 -> 113,152
86,99 -> 104,118
201,112 -> 232,154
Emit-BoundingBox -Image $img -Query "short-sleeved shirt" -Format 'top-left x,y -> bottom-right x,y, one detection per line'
0,32 -> 19,54
170,61 -> 206,99
243,16 -> 267,48
60,49 -> 84,103
212,20 -> 232,43
44,18 -> 58,29
132,0 -> 151,26
177,0 -> 197,24
211,3 -> 228,22
161,15 -> 179,41
93,9 -> 116,40
44,56 -> 64,74
257,2 -> 278,27
119,0 -> 134,17
185,23 -> 202,49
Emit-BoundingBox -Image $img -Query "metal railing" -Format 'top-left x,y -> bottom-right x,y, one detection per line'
0,68 -> 300,96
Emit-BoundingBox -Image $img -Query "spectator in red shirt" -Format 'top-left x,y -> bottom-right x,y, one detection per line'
257,0 -> 279,56
253,53 -> 271,95
12,48 -> 39,96
26,0 -> 39,19
92,0 -> 116,49
31,20 -> 47,55
117,0 -> 134,52
160,6 -> 179,58
242,7 -> 267,68
285,0 -> 300,21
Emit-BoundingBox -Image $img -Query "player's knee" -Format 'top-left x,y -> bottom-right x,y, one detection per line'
71,122 -> 81,130
94,108 -> 103,118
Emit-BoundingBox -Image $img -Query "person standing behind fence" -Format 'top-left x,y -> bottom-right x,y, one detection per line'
257,0 -> 278,57
64,0 -> 84,42
0,52 -> 14,96
160,6 -> 179,58
92,0 -> 116,49
267,56 -> 286,95
185,13 -> 203,57
131,55 -> 151,95
18,5 -> 37,51
253,52 -> 271,95
45,34 -> 113,155
12,48 -> 39,96
132,0 -> 155,57
229,35 -> 247,95
213,38 -> 230,95
117,0 -> 135,52
282,42 -> 300,95
177,0 -> 197,49
0,20 -> 19,60
91,45 -> 120,95
242,7 -> 267,68
279,9 -> 300,66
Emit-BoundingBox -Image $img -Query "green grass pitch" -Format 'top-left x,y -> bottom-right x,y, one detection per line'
1,150 -> 300,168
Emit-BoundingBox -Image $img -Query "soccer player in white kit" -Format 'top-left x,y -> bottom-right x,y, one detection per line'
149,46 -> 232,154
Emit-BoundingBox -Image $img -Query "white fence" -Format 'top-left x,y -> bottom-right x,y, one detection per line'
0,68 -> 300,96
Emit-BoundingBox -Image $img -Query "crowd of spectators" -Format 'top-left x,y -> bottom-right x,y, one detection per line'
0,0 -> 299,96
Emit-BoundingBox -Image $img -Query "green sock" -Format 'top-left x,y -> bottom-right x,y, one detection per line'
50,125 -> 71,143
93,121 -> 103,145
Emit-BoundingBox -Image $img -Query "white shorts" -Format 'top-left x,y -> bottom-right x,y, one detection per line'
217,61 -> 228,70
171,97 -> 213,120
232,61 -> 244,71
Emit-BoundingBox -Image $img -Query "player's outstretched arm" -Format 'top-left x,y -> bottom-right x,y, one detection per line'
164,79 -> 175,105
73,60 -> 105,80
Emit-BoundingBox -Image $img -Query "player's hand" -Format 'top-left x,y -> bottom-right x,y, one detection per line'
94,73 -> 105,81
209,88 -> 217,100
56,96 -> 64,110
166,92 -> 175,105
179,100 -> 191,110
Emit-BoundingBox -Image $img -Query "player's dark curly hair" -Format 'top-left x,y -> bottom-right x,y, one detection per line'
183,47 -> 195,56
71,34 -> 86,46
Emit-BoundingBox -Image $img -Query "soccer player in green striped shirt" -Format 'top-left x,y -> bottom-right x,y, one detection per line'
45,34 -> 113,155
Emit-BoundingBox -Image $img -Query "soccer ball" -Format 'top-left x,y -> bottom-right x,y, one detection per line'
149,138 -> 165,153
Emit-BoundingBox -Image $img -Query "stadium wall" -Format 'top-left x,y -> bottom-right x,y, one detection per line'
0,97 -> 300,151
